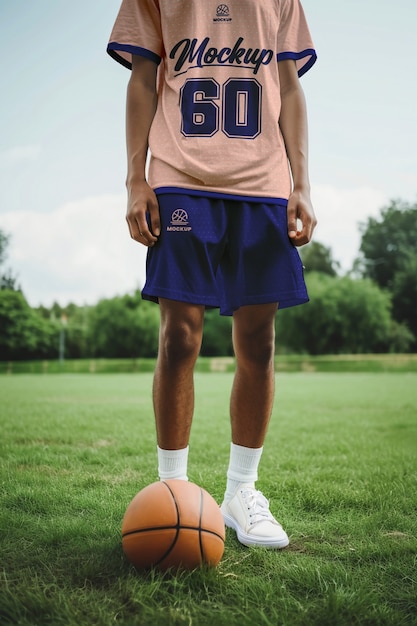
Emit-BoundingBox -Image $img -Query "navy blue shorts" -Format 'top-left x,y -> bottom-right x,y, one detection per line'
142,192 -> 309,316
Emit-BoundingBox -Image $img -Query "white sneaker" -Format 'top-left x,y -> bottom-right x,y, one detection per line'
221,484 -> 289,549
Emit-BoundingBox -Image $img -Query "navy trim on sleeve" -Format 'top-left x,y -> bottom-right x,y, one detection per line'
107,43 -> 161,69
277,49 -> 317,77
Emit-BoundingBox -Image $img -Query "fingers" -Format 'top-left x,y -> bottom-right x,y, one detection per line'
127,214 -> 156,247
126,189 -> 161,247
287,205 -> 298,241
134,215 -> 159,247
287,194 -> 317,247
149,202 -> 161,239
290,230 -> 311,247
288,219 -> 314,246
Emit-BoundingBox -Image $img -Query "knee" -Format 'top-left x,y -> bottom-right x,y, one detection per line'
159,317 -> 202,367
234,324 -> 275,369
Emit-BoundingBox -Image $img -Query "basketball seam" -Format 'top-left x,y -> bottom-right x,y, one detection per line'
198,488 -> 205,562
152,481 -> 182,568
122,526 -> 224,540
122,482 -> 225,570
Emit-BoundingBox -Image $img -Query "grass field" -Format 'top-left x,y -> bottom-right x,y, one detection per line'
2,353 -> 417,375
0,372 -> 416,625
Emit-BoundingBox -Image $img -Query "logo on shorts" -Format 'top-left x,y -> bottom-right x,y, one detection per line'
214,4 -> 232,22
167,209 -> 192,232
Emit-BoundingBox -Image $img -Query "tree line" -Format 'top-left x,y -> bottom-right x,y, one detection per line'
1,199 -> 416,360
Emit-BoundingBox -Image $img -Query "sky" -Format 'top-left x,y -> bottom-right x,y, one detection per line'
1,0 -> 416,307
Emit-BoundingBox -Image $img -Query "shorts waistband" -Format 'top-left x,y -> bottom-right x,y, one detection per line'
154,186 -> 288,207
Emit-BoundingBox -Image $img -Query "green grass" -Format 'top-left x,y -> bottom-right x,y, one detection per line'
0,372 -> 416,625
2,353 -> 417,375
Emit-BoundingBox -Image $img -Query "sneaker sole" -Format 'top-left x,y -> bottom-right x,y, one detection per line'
222,510 -> 290,549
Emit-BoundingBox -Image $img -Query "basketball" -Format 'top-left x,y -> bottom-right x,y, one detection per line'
122,480 -> 226,571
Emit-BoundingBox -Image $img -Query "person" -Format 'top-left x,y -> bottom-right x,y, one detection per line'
107,0 -> 317,549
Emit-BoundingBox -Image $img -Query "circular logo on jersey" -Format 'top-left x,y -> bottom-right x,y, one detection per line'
216,4 -> 230,16
171,209 -> 189,225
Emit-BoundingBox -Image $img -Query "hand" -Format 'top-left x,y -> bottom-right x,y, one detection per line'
126,181 -> 161,247
287,188 -> 317,247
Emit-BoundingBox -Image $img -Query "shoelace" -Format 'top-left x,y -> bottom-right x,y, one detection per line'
240,488 -> 279,526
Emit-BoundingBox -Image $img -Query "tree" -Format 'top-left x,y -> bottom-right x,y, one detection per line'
0,230 -> 8,266
0,290 -> 57,360
391,254 -> 417,342
36,302 -> 91,359
358,200 -> 417,346
300,241 -> 340,276
275,273 -> 408,355
201,310 -> 233,356
0,229 -> 18,290
87,292 -> 160,358
358,200 -> 417,287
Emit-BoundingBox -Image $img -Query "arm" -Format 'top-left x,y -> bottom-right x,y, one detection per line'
278,59 -> 317,246
125,55 -> 160,247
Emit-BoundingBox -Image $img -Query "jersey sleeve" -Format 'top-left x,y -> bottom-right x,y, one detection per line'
107,0 -> 163,69
277,0 -> 317,76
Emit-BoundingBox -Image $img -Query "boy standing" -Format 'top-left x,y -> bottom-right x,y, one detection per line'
108,0 -> 317,548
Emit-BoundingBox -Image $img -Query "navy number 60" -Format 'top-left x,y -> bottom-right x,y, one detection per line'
180,77 -> 262,139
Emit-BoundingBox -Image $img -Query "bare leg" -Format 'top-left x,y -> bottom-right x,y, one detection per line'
153,298 -> 205,450
222,303 -> 290,549
230,303 -> 278,448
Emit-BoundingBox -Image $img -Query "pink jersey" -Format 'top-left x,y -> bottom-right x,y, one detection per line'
108,0 -> 316,202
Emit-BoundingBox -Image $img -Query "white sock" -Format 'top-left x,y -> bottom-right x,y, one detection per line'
224,443 -> 263,501
157,445 -> 189,481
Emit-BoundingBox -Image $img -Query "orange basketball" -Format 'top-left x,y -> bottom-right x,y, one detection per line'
122,480 -> 225,571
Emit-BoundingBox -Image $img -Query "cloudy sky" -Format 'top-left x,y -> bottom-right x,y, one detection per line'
1,0 -> 416,307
